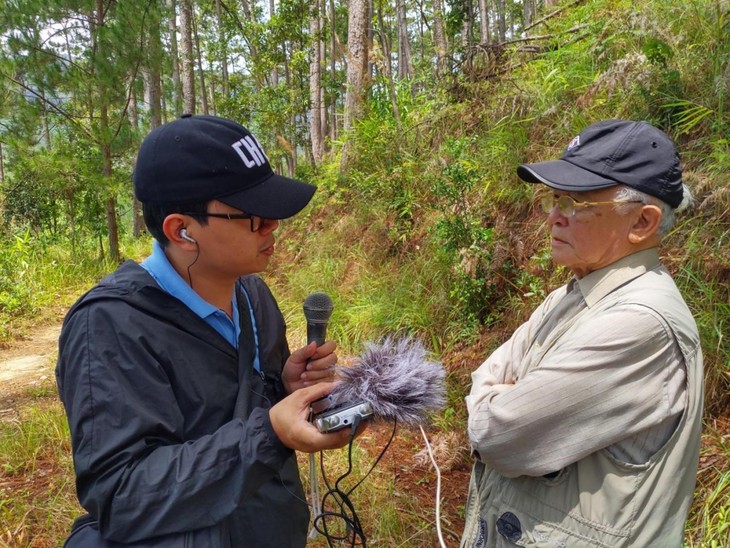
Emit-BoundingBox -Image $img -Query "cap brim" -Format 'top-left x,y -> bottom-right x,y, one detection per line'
216,173 -> 316,219
517,159 -> 619,192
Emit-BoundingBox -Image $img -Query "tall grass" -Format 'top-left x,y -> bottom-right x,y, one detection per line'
0,385 -> 80,545
0,232 -> 152,342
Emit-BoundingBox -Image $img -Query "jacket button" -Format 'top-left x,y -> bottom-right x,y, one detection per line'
496,511 -> 522,542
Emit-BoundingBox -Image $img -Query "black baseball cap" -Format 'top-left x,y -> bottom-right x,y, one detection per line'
133,114 -> 316,219
517,120 -> 683,208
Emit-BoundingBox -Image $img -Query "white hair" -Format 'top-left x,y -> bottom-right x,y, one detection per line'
613,184 -> 694,238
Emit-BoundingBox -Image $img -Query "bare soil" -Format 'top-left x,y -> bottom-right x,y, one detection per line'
0,323 -> 61,422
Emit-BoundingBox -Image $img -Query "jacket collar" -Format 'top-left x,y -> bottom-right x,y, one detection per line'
576,248 -> 662,307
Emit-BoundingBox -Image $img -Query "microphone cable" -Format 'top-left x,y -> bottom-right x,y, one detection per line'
312,417 -> 397,547
419,424 -> 447,548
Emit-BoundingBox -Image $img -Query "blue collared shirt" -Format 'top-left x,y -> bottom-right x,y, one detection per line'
140,241 -> 261,370
140,240 -> 245,349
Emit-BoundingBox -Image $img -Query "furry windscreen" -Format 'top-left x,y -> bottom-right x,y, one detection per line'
329,336 -> 447,425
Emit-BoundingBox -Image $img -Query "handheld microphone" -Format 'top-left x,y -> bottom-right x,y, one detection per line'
303,292 -> 334,346
303,293 -> 335,539
328,336 -> 447,426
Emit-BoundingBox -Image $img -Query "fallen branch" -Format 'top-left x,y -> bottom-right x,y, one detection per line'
523,0 -> 587,33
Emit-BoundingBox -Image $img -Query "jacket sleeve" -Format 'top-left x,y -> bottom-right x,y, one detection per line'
56,300 -> 294,542
466,302 -> 683,477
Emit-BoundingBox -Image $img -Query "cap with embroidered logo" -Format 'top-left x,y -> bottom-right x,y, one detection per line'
133,114 -> 316,219
516,119 -> 684,208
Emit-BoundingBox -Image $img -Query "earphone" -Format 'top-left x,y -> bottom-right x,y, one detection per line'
179,228 -> 197,244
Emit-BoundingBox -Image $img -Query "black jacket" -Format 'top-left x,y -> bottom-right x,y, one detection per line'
56,261 -> 309,547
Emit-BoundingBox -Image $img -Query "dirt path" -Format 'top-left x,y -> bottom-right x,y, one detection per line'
0,322 -> 62,405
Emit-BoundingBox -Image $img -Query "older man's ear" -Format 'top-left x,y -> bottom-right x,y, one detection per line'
628,204 -> 663,245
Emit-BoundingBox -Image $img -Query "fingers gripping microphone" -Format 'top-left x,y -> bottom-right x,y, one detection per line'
303,292 -> 334,346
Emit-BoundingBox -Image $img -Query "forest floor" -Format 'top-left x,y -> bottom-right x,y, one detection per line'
0,322 -> 61,422
1,318 -> 727,546
0,317 -> 472,546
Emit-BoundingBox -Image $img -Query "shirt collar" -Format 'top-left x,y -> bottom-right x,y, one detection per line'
141,240 -> 222,320
576,248 -> 661,307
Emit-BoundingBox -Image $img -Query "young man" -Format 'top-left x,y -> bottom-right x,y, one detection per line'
56,114 -> 358,546
460,120 -> 703,547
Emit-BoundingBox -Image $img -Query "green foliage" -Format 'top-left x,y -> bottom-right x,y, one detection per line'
694,470 -> 730,546
432,137 -> 496,331
0,230 -> 34,326
0,232 -> 148,343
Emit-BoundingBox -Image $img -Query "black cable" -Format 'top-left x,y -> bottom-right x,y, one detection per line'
313,418 -> 398,547
185,244 -> 200,289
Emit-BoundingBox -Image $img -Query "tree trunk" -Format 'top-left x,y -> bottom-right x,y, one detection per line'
269,0 -> 279,86
496,0 -> 506,42
319,13 -> 327,145
479,0 -> 490,44
367,0 -> 375,79
328,0 -> 338,143
462,0 -> 474,51
130,79 -> 145,237
523,0 -> 534,28
376,0 -> 401,128
93,0 -> 120,263
215,0 -> 229,98
167,0 -> 183,117
396,0 -> 413,80
310,0 -> 325,164
341,0 -> 369,170
432,0 -> 448,75
179,0 -> 196,114
193,15 -> 209,114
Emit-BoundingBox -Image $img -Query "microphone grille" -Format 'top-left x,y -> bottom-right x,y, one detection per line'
303,292 -> 334,323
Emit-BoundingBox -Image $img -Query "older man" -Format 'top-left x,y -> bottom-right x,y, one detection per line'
460,120 -> 703,548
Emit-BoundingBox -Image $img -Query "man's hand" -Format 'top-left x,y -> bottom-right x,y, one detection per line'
282,341 -> 338,394
269,383 -> 366,452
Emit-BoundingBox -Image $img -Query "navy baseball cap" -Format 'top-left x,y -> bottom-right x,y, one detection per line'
133,114 -> 316,219
517,120 -> 684,208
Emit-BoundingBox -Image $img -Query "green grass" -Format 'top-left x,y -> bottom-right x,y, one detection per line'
685,420 -> 730,547
0,233 -> 153,343
0,386 -> 81,545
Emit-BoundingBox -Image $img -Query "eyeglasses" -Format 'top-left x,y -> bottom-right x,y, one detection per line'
540,195 -> 643,217
181,211 -> 265,232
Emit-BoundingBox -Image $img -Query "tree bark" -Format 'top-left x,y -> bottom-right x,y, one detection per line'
340,0 -> 370,170
496,0 -> 506,42
179,0 -> 196,114
478,0 -> 490,44
193,15 -> 209,114
396,0 -> 413,80
310,0 -> 325,164
93,0 -> 120,263
216,0 -> 229,97
432,0 -> 448,75
376,0 -> 401,127
329,0 -> 338,143
167,0 -> 183,117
